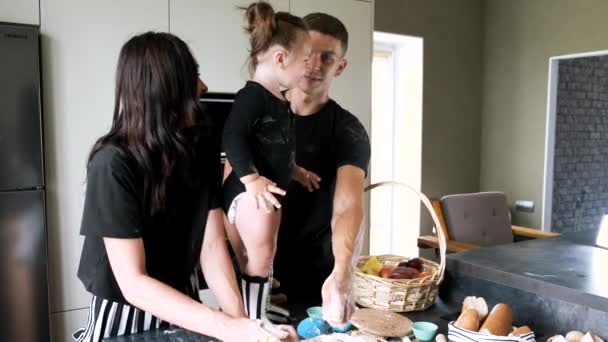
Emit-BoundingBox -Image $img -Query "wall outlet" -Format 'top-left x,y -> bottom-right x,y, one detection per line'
515,200 -> 535,213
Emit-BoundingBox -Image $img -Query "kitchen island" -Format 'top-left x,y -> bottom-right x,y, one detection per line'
103,298 -> 457,341
105,228 -> 608,341
440,228 -> 608,337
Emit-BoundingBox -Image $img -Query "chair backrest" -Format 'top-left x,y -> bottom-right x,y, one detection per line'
441,192 -> 514,246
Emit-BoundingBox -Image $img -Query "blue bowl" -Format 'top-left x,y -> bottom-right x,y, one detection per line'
411,321 -> 438,342
306,306 -> 324,319
331,321 -> 353,333
297,318 -> 329,339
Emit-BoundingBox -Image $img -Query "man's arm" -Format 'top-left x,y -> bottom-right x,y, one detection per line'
321,164 -> 366,326
330,164 -> 366,280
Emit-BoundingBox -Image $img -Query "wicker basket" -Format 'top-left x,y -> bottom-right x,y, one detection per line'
352,181 -> 447,312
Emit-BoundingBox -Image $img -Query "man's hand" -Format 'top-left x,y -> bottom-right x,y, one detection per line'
292,166 -> 321,192
321,272 -> 355,328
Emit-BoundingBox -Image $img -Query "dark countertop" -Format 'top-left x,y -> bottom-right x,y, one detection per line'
104,229 -> 608,341
103,299 -> 458,342
445,228 -> 608,313
103,329 -> 218,342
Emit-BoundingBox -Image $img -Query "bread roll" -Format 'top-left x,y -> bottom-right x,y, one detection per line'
454,309 -> 480,332
479,303 -> 513,336
462,296 -> 489,321
509,326 -> 532,336
581,332 -> 605,342
435,334 -> 448,342
565,331 -> 584,342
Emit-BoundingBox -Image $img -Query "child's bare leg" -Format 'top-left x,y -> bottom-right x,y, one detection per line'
233,194 -> 281,320
234,194 -> 280,276
224,214 -> 247,269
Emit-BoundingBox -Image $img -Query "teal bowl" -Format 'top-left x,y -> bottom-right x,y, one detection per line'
306,306 -> 324,319
411,322 -> 438,342
331,321 -> 353,333
297,318 -> 329,339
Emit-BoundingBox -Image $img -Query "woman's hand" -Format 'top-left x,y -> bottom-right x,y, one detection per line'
219,318 -> 299,342
259,320 -> 299,342
292,166 -> 321,192
243,175 -> 286,212
218,317 -> 275,342
274,325 -> 299,342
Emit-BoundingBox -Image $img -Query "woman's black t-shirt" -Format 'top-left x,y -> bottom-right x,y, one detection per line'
77,140 -> 222,304
222,81 -> 296,210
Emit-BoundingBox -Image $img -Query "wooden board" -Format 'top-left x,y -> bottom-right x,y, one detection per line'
350,308 -> 413,337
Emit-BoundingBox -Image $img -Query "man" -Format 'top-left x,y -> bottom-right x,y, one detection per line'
273,12 -> 371,327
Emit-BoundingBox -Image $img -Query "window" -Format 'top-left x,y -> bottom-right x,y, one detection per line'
370,32 -> 423,256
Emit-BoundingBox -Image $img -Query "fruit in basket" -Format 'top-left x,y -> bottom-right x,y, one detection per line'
359,256 -> 383,276
379,266 -> 395,278
415,272 -> 432,279
389,266 -> 419,279
398,258 -> 424,272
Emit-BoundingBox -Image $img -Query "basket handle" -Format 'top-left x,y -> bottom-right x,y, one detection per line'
364,181 -> 447,283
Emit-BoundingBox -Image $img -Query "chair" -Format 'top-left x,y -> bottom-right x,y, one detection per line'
417,191 -> 559,252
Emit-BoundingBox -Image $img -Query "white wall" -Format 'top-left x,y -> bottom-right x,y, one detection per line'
374,1 -> 484,258
36,1 -> 372,340
480,0 -> 608,228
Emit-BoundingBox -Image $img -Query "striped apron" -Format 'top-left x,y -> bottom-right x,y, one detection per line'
73,272 -> 200,342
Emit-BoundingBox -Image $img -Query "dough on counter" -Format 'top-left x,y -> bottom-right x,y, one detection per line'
302,333 -> 386,342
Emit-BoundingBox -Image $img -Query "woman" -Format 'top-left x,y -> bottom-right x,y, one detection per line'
73,32 -> 296,342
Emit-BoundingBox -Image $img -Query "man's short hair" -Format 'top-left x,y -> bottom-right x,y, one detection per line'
303,13 -> 349,54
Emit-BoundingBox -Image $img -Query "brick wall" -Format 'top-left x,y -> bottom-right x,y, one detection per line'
552,56 -> 608,233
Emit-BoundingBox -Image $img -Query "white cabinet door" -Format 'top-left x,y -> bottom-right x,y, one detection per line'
51,308 -> 90,342
170,0 -> 288,93
40,0 -> 168,318
290,0 -> 373,133
0,0 -> 39,25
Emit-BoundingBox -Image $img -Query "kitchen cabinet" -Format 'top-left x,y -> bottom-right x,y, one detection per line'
0,0 -> 39,25
170,0 -> 289,93
40,0 -> 168,339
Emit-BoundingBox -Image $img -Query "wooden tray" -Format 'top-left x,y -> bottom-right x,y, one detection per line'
350,308 -> 413,337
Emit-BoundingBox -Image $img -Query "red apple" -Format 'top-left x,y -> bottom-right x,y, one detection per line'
389,267 -> 419,279
397,258 -> 424,272
379,266 -> 395,278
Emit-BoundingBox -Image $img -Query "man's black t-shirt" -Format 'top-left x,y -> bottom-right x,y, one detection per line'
77,140 -> 222,304
222,81 -> 296,210
274,99 -> 370,302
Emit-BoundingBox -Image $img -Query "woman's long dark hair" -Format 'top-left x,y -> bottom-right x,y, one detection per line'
88,32 -> 207,216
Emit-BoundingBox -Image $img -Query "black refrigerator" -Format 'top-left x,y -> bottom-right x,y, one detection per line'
0,23 -> 50,341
